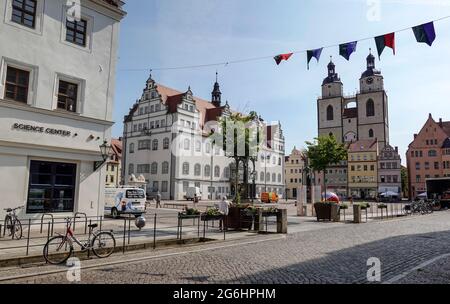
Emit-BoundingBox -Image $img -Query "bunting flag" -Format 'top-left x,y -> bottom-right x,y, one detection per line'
339,41 -> 357,61
413,22 -> 436,46
375,32 -> 395,59
307,48 -> 323,70
274,53 -> 293,65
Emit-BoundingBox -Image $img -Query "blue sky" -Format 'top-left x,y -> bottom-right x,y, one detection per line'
113,0 -> 450,165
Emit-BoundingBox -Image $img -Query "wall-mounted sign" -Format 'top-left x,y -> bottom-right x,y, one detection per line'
12,123 -> 71,137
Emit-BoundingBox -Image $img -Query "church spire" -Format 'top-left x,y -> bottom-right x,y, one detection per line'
211,71 -> 222,107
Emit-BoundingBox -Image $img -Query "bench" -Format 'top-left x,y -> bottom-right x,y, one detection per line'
163,202 -> 188,210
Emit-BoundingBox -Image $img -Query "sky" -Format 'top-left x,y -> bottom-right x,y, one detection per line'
113,0 -> 450,165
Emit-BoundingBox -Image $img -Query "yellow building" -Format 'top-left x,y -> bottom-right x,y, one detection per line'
106,138 -> 122,188
348,139 -> 378,199
284,147 -> 305,199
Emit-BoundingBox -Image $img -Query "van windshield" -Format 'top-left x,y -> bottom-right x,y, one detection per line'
126,189 -> 145,199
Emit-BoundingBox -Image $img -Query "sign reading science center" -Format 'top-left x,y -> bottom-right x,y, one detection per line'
12,123 -> 72,137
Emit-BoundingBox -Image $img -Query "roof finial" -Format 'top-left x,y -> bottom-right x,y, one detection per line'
216,70 -> 218,83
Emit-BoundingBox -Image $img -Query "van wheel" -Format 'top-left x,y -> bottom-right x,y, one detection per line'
111,208 -> 119,219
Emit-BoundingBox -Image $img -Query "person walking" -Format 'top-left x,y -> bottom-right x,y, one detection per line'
156,192 -> 162,209
218,196 -> 230,231
193,193 -> 199,208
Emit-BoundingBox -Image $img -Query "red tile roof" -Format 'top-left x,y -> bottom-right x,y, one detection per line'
111,138 -> 122,158
441,121 -> 450,137
348,139 -> 378,152
343,108 -> 358,119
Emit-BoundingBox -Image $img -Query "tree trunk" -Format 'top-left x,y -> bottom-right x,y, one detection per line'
323,168 -> 327,201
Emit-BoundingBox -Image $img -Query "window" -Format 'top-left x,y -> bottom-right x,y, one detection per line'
27,161 -> 76,213
380,176 -> 386,183
428,150 -> 437,157
416,175 -> 421,183
161,181 -> 168,193
5,66 -> 29,103
129,164 -> 134,175
152,181 -> 159,192
434,162 -> 439,170
152,139 -> 158,151
195,141 -> 201,152
129,143 -> 135,154
183,182 -> 189,192
57,80 -> 78,112
151,162 -> 158,175
224,167 -> 231,179
206,143 -> 211,154
138,140 -> 150,150
260,172 -> 265,181
278,174 -> 282,183
415,162 -> 420,170
369,129 -> 374,138
326,105 -> 334,121
163,138 -> 170,150
204,165 -> 211,177
184,139 -> 190,150
272,173 -> 276,182
194,164 -> 201,176
11,0 -> 36,28
137,164 -> 150,174
214,166 -> 220,178
366,99 -> 375,117
66,18 -> 87,47
162,162 -> 169,174
182,162 -> 189,175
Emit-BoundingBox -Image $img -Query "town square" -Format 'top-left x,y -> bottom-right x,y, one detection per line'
1,0 -> 450,295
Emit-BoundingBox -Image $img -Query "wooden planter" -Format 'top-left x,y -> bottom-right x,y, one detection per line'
200,214 -> 223,222
226,207 -> 253,230
314,203 -> 340,222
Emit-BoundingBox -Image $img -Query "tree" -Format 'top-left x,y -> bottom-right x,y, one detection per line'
305,135 -> 347,196
211,111 -> 261,201
401,166 -> 409,198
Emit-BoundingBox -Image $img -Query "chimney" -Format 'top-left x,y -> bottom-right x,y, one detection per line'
414,134 -> 418,139
395,147 -> 398,153
439,118 -> 443,127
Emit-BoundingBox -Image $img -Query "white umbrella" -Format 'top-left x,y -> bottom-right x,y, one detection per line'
417,192 -> 428,199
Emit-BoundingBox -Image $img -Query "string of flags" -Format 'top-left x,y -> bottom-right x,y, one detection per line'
120,16 -> 449,73
274,21 -> 438,68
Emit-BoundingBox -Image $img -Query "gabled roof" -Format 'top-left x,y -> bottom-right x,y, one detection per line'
441,122 -> 450,137
348,139 -> 378,153
111,138 -> 122,158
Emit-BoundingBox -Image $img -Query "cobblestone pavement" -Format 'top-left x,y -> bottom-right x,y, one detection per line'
4,211 -> 450,284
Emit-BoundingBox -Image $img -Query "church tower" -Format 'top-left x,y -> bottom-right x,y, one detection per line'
211,72 -> 222,107
317,58 -> 345,143
357,50 -> 389,149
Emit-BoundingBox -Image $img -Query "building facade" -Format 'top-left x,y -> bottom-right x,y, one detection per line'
106,138 -> 122,187
406,114 -> 450,199
122,75 -> 285,201
348,139 -> 378,199
0,0 -> 125,218
378,144 -> 402,195
284,147 -> 305,199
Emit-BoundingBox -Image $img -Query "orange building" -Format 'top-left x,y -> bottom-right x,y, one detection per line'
406,114 -> 450,199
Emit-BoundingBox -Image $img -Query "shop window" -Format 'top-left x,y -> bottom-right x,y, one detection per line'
27,160 -> 76,213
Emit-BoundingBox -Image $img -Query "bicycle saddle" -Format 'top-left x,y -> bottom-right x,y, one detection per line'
88,223 -> 98,229
4,208 -> 12,213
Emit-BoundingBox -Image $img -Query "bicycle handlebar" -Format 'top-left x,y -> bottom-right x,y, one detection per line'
3,206 -> 24,211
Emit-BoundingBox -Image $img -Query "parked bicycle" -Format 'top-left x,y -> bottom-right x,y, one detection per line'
410,200 -> 435,215
43,218 -> 116,265
3,206 -> 24,240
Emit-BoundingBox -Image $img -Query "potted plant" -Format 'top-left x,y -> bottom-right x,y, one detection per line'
201,208 -> 223,221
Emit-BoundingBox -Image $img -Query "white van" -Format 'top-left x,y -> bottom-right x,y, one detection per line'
184,187 -> 202,201
105,187 -> 146,219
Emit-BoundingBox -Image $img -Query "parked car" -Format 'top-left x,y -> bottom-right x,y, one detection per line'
184,187 -> 202,201
105,187 -> 146,219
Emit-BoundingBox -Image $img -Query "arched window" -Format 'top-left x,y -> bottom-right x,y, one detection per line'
278,158 -> 282,166
429,150 -> 437,157
224,167 -> 231,179
366,99 -> 375,117
194,164 -> 201,176
260,172 -> 265,181
195,141 -> 201,152
272,173 -> 276,183
183,138 -> 190,150
369,129 -> 374,138
214,166 -> 220,177
152,139 -> 158,151
129,143 -> 135,153
327,105 -> 334,121
278,174 -> 282,183
204,165 -> 211,177
162,162 -> 169,174
151,162 -> 158,175
266,173 -> 271,182
163,138 -> 170,150
182,162 -> 189,175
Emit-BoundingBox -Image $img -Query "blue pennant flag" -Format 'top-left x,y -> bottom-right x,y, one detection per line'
307,48 -> 323,70
339,41 -> 357,61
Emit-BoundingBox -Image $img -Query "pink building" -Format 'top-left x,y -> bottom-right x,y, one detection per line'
406,114 -> 450,199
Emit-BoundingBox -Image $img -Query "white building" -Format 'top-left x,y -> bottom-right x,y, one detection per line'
122,75 -> 285,201
0,0 -> 125,218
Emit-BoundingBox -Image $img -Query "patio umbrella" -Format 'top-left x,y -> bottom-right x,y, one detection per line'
380,191 -> 398,197
322,192 -> 340,203
417,192 -> 428,199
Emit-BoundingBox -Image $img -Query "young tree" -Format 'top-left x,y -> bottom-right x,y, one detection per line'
305,135 -> 347,196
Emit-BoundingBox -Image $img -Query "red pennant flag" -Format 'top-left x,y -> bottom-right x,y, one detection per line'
384,32 -> 395,54
274,53 -> 293,65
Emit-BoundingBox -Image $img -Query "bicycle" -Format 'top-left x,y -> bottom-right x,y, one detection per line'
3,206 -> 24,240
43,218 -> 116,265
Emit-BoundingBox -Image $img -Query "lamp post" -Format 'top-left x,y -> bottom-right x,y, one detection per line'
94,140 -> 113,171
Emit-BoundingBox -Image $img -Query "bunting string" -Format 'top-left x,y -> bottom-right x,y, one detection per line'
119,15 -> 450,72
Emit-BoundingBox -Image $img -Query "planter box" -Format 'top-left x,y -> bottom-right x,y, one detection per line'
200,214 -> 223,222
314,203 -> 340,222
226,207 -> 253,230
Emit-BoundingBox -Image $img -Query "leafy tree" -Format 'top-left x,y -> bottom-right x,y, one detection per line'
401,166 -> 409,198
305,135 -> 347,196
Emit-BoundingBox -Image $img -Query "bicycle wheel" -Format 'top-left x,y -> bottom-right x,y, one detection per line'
92,232 -> 116,258
43,236 -> 73,265
12,219 -> 22,240
4,216 -> 12,236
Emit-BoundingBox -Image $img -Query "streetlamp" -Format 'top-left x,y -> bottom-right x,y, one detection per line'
94,140 -> 113,171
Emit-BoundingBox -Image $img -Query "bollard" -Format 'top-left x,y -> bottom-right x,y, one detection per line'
353,205 -> 362,224
153,214 -> 157,249
276,209 -> 288,234
26,219 -> 31,256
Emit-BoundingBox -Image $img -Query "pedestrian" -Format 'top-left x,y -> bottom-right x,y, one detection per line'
193,193 -> 199,208
156,192 -> 162,209
218,196 -> 230,231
